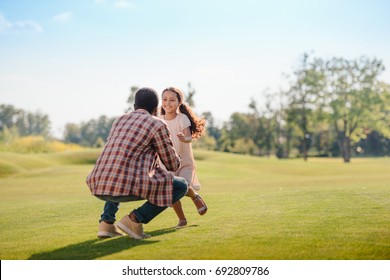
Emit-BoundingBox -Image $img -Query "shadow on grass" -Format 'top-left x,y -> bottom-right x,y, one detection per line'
28,227 -> 176,260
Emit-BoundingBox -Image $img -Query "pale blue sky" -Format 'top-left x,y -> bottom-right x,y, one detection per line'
1,0 -> 390,137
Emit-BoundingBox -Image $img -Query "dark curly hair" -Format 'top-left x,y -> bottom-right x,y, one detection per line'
134,87 -> 159,114
160,87 -> 206,140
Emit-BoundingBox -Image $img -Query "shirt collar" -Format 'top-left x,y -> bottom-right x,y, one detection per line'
135,108 -> 150,115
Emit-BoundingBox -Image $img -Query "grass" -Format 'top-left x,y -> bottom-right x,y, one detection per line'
0,149 -> 389,260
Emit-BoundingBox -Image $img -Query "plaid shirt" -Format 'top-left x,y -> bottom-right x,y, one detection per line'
86,109 -> 181,207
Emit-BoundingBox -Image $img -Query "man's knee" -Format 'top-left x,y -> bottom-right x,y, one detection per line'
173,177 -> 188,199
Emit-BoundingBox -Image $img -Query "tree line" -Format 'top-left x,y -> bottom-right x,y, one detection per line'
1,54 -> 389,162
0,104 -> 50,142
200,54 -> 390,162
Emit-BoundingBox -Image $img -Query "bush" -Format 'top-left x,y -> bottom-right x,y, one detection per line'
0,136 -> 83,153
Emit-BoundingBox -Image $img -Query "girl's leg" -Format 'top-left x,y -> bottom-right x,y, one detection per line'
133,176 -> 188,224
185,186 -> 197,199
186,186 -> 207,215
173,200 -> 187,227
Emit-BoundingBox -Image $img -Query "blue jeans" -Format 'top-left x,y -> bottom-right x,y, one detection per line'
97,176 -> 188,224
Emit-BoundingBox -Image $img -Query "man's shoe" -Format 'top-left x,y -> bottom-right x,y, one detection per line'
117,215 -> 150,239
97,221 -> 123,239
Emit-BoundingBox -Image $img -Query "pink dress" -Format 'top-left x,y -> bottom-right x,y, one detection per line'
161,113 -> 201,191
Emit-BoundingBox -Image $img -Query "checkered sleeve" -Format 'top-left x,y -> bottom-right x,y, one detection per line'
153,123 -> 181,172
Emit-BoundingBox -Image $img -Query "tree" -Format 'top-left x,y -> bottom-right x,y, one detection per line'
186,82 -> 196,107
0,125 -> 19,143
0,104 -> 51,138
0,104 -> 20,131
357,130 -> 390,156
63,123 -> 82,144
285,53 -> 326,161
218,112 -> 260,155
247,97 -> 273,156
126,86 -> 139,112
77,115 -> 116,146
25,111 -> 50,136
80,119 -> 98,146
202,111 -> 221,149
324,56 -> 389,162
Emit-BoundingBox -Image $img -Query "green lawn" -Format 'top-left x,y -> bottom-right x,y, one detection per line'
0,150 -> 389,260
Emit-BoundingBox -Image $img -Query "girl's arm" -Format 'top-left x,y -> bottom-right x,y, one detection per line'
177,127 -> 192,143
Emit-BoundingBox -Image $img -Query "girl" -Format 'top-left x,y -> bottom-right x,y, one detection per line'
160,87 -> 207,228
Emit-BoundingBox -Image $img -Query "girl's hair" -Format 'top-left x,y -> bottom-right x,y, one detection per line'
161,87 -> 206,140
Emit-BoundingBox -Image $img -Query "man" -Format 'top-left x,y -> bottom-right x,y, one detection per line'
86,87 -> 188,239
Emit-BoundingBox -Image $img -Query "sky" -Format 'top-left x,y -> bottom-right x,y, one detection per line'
1,0 -> 390,138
